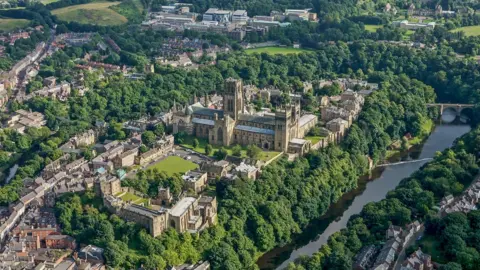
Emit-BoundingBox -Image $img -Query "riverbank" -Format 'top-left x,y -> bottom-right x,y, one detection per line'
385,119 -> 434,160
257,124 -> 471,269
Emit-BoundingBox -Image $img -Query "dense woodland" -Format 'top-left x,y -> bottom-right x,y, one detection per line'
422,210 -> 480,270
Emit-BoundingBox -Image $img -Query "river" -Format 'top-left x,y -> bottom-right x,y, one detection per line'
257,124 -> 471,270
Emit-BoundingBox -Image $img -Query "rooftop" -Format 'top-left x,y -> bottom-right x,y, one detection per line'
192,118 -> 215,126
235,125 -> 275,135
238,114 -> 275,125
299,114 -> 317,127
170,197 -> 197,217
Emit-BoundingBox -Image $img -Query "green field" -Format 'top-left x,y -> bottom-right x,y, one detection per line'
52,2 -> 127,26
305,135 -> 325,145
0,18 -> 30,32
245,46 -> 311,55
146,156 -> 199,176
115,191 -> 149,205
365,24 -> 382,32
451,25 -> 480,36
41,0 -> 61,4
181,136 -> 281,161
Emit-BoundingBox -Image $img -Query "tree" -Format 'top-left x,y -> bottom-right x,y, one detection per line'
207,242 -> 242,270
193,138 -> 199,149
231,145 -> 242,157
153,123 -> 165,136
142,131 -> 156,147
83,148 -> 95,161
247,145 -> 261,159
440,262 -> 463,270
205,144 -> 213,155
214,148 -> 228,160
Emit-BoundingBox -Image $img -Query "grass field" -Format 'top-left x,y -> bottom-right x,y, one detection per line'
41,0 -> 61,4
365,24 -> 382,32
305,135 -> 325,145
116,191 -> 149,204
52,2 -> 127,26
147,156 -> 199,176
245,46 -> 311,55
0,18 -> 30,32
181,136 -> 281,161
451,25 -> 480,36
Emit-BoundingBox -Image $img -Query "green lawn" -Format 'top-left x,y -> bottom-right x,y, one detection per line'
146,156 -> 199,176
41,0 -> 61,4
245,46 -> 311,55
451,25 -> 480,36
180,136 -> 281,161
418,235 -> 447,263
0,18 -> 30,32
305,135 -> 325,145
52,1 -> 127,26
116,191 -> 149,205
365,24 -> 382,32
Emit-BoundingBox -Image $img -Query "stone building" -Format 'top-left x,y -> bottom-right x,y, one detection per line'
113,148 -> 138,168
233,162 -> 258,180
6,109 -> 47,133
173,78 -> 317,153
182,171 -> 208,194
45,235 -> 76,250
326,118 -> 350,144
104,195 -> 168,237
95,176 -> 121,197
135,134 -> 175,166
168,196 -> 217,234
202,160 -> 230,179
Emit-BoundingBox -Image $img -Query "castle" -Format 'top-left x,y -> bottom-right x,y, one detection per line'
171,78 -> 317,154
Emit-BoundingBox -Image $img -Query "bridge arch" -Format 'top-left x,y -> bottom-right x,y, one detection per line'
426,103 -> 474,123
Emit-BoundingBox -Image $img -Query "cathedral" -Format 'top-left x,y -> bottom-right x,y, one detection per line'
171,78 -> 318,154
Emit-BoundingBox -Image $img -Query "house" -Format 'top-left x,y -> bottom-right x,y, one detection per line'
234,162 -> 258,180
353,245 -> 378,270
400,248 -> 433,270
78,245 -> 104,264
6,109 -> 47,133
45,235 -> 76,250
372,237 -> 401,270
183,171 -> 208,194
202,160 -> 230,179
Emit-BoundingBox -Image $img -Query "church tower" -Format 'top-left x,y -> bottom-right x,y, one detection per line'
223,78 -> 243,120
274,107 -> 291,152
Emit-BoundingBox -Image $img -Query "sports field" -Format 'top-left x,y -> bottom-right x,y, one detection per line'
52,2 -> 127,26
245,46 -> 311,55
451,25 -> 480,36
146,156 -> 199,176
364,24 -> 382,32
0,18 -> 30,32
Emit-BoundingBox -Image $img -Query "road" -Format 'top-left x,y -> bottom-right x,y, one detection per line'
13,28 -> 56,103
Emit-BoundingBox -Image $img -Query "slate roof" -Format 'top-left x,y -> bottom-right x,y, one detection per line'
192,118 -> 215,126
235,125 -> 275,135
192,107 -> 224,118
238,114 -> 275,125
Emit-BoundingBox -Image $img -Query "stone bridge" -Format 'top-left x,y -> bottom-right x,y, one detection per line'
426,103 -> 474,117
